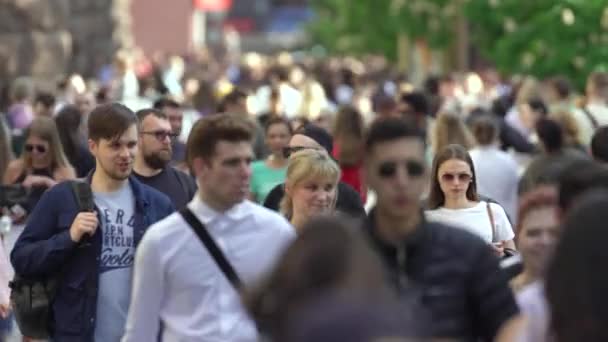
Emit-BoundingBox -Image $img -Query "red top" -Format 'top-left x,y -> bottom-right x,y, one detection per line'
333,144 -> 366,203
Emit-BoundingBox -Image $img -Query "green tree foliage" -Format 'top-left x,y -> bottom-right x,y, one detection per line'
308,0 -> 608,87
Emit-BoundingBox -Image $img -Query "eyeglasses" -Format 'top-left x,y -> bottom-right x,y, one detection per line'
141,131 -> 178,141
440,173 -> 473,183
283,146 -> 311,159
377,160 -> 425,179
24,144 -> 47,153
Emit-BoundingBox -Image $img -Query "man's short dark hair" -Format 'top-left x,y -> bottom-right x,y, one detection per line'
558,159 -> 608,211
364,117 -> 424,153
591,126 -> 608,163
217,89 -> 248,113
401,92 -> 429,115
135,108 -> 167,124
34,92 -> 56,109
153,98 -> 180,110
88,103 -> 137,141
187,113 -> 254,165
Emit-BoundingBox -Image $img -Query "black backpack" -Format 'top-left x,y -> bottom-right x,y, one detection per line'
9,180 -> 93,339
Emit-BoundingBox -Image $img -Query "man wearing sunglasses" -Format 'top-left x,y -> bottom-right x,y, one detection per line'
263,124 -> 366,218
362,117 -> 519,341
133,109 -> 197,209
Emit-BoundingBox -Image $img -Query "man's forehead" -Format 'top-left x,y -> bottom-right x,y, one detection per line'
289,134 -> 320,148
143,115 -> 170,129
164,106 -> 182,116
103,126 -> 138,144
367,138 -> 425,160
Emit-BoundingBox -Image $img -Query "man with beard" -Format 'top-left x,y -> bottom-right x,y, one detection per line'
154,98 -> 187,165
132,108 -> 197,209
11,103 -> 174,341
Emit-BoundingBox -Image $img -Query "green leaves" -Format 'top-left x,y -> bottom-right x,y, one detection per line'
308,0 -> 608,88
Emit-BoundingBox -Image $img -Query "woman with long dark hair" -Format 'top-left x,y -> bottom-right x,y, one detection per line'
425,144 -> 515,256
54,105 -> 95,177
332,105 -> 366,202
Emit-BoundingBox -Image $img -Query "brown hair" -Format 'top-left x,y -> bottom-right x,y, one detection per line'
431,113 -> 475,155
587,71 -> 608,100
333,105 -> 364,166
245,215 -> 392,340
88,103 -> 138,142
471,115 -> 499,146
427,144 -> 479,209
515,185 -> 558,237
135,108 -> 167,123
186,113 -> 254,166
22,116 -> 72,172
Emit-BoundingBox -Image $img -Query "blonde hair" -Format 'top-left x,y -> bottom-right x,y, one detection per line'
431,112 -> 475,155
22,116 -> 72,172
280,149 -> 341,219
550,110 -> 582,147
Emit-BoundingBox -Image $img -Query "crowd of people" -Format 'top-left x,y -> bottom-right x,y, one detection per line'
0,48 -> 608,341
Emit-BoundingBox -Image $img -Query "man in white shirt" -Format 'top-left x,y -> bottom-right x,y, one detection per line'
122,114 -> 296,342
573,72 -> 608,146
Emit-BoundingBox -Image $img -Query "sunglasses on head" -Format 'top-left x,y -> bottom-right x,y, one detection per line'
440,173 -> 473,183
378,159 -> 425,179
141,130 -> 178,141
283,146 -> 311,159
24,144 -> 47,153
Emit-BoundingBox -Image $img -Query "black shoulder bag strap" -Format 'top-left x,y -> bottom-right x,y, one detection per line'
582,106 -> 600,130
179,207 -> 243,289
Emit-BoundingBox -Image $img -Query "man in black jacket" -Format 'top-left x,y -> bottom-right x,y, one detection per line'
362,117 -> 519,341
263,124 -> 365,218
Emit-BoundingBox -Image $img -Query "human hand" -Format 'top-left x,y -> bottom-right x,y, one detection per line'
492,242 -> 505,258
0,302 -> 10,318
69,212 -> 98,242
22,175 -> 54,188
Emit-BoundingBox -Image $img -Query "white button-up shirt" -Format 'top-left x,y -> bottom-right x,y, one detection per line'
122,195 -> 296,342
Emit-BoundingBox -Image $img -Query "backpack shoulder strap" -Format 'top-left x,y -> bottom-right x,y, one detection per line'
582,106 -> 600,130
69,180 -> 94,212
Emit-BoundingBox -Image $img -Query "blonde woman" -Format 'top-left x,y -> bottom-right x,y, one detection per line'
3,116 -> 75,223
280,149 -> 341,232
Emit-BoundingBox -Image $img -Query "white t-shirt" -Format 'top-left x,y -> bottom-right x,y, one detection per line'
425,201 -> 514,243
469,146 -> 519,222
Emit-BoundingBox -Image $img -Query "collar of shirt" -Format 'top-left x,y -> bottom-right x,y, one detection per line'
364,208 -> 428,257
189,194 -> 252,227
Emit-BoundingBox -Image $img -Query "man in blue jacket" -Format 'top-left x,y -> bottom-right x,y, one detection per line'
11,103 -> 174,342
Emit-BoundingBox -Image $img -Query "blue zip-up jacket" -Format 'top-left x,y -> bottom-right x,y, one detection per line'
10,175 -> 175,342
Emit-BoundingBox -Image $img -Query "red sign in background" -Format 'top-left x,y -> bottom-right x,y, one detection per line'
193,0 -> 232,11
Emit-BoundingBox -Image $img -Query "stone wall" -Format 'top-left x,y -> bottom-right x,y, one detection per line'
0,0 -> 133,90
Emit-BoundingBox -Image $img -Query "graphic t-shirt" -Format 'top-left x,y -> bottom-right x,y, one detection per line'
93,183 -> 135,342
250,160 -> 286,204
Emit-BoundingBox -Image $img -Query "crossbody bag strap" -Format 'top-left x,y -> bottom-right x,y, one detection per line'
179,207 -> 243,289
582,106 -> 600,130
486,201 -> 497,243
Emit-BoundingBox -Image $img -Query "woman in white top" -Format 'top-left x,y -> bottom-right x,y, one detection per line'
425,144 -> 516,256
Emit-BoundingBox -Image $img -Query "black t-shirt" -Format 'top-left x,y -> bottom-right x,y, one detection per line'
133,166 -> 197,210
263,181 -> 366,218
171,141 -> 187,164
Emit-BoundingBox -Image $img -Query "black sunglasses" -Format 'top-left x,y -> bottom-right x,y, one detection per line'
283,146 -> 310,159
24,144 -> 47,153
378,160 -> 425,179
141,130 -> 178,141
